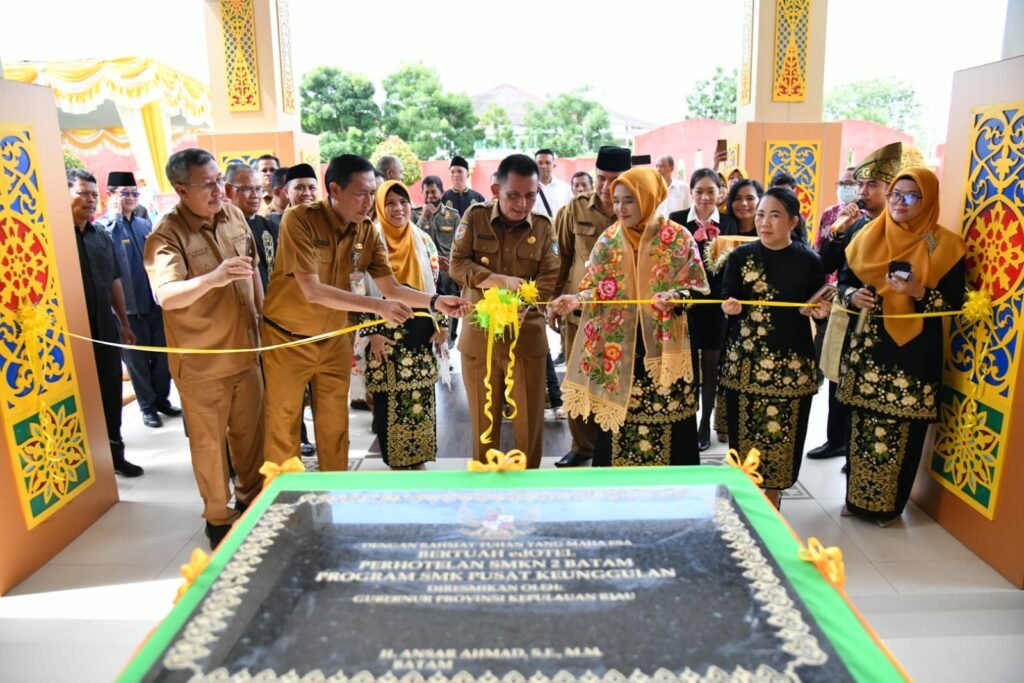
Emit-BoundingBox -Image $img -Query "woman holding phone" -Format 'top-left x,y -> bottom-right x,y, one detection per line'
837,168 -> 966,526
719,188 -> 828,508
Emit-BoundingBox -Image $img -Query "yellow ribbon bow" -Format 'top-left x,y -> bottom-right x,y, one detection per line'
726,447 -> 764,486
467,448 -> 528,472
259,456 -> 305,488
962,288 -> 992,325
798,537 -> 846,588
473,287 -> 524,444
518,280 -> 540,306
174,548 -> 211,604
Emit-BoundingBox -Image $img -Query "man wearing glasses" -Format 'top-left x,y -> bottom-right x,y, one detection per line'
69,169 -> 144,478
144,148 -> 265,549
98,171 -> 181,430
226,162 -> 277,290
809,142 -> 902,465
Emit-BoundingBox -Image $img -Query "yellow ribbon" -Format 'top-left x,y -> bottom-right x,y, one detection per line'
726,447 -> 764,486
474,288 -> 524,444
467,448 -> 528,472
173,547 -> 210,604
519,280 -> 540,306
798,537 -> 846,588
259,456 -> 305,488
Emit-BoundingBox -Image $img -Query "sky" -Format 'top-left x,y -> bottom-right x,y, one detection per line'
1,0 -> 1009,147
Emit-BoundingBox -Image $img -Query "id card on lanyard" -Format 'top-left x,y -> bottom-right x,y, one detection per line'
349,240 -> 366,296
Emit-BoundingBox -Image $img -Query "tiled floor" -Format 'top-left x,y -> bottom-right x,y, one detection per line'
1,360 -> 1022,682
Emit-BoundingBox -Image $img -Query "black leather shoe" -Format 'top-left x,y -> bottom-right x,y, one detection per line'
142,411 -> 163,428
553,353 -> 565,365
349,399 -> 371,411
300,442 -> 316,457
113,457 -> 144,477
554,451 -> 591,468
234,500 -> 249,515
205,522 -> 232,549
156,403 -> 182,417
698,437 -> 711,452
807,442 -> 846,459
841,463 -> 849,474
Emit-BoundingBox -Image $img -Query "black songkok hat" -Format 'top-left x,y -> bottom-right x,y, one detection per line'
107,171 -> 137,187
596,146 -> 632,172
450,156 -> 470,170
285,163 -> 317,183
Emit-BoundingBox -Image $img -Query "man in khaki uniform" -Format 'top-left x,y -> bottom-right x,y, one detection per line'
451,154 -> 560,469
144,148 -> 265,548
550,146 -> 632,467
261,155 -> 469,472
413,175 -> 462,343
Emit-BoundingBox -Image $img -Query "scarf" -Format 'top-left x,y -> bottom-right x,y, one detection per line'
376,180 -> 425,290
845,167 -> 965,346
563,168 -> 710,433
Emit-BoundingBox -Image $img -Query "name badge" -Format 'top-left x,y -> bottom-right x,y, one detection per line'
350,271 -> 367,297
315,239 -> 330,246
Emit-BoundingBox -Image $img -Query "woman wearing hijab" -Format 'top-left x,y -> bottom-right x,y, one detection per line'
553,168 -> 710,466
837,168 -> 966,526
361,180 -> 446,470
720,188 -> 828,508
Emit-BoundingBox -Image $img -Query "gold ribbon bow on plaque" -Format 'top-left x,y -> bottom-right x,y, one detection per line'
725,447 -> 764,486
798,537 -> 847,588
259,456 -> 305,488
467,448 -> 528,472
174,548 -> 211,604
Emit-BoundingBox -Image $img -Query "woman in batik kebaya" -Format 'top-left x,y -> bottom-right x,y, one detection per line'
553,167 -> 709,466
837,168 -> 965,526
719,187 -> 828,508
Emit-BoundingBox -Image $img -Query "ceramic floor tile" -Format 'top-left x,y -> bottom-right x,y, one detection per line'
6,563 -> 165,596
839,560 -> 899,598
774,499 -> 871,564
856,592 -> 1024,638
884,634 -> 1024,683
46,501 -> 203,567
874,559 -> 1017,595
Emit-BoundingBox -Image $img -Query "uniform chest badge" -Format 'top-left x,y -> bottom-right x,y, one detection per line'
527,236 -> 536,244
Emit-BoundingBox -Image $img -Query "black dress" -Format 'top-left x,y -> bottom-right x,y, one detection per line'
837,258 -> 966,519
719,241 -> 824,489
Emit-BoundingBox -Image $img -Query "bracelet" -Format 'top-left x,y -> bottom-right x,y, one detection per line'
429,293 -> 441,314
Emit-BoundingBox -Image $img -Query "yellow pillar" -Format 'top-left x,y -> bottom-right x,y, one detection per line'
200,0 -> 318,166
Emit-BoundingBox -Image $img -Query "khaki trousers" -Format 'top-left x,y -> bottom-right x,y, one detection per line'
562,315 -> 597,457
462,348 -> 546,468
262,323 -> 353,471
176,366 -> 264,525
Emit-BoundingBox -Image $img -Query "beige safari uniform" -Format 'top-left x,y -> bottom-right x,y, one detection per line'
261,199 -> 392,472
554,191 -> 615,457
450,201 -> 560,468
144,202 -> 264,526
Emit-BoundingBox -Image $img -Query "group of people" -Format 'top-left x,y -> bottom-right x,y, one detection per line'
69,138 -> 964,547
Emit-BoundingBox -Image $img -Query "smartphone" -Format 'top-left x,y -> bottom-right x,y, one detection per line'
888,260 -> 912,281
806,284 -> 837,304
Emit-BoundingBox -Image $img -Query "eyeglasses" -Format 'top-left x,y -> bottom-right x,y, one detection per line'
118,191 -> 141,198
836,181 -> 857,188
230,185 -> 260,195
182,177 -> 227,193
887,190 -> 923,206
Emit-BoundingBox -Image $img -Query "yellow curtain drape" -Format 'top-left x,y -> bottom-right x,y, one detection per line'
140,103 -> 173,194
61,128 -> 132,156
3,56 -> 210,125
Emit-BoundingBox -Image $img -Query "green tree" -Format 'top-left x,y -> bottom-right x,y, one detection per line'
686,67 -> 738,122
299,67 -> 381,158
370,135 -> 423,187
824,78 -> 922,134
63,149 -> 84,170
478,103 -> 515,150
381,63 -> 482,160
521,88 -> 614,157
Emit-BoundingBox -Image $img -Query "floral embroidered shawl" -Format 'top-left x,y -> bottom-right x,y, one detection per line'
563,216 -> 710,433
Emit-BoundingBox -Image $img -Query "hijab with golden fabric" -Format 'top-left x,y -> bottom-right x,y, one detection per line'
845,167 -> 965,346
563,168 -> 710,433
375,180 -> 425,290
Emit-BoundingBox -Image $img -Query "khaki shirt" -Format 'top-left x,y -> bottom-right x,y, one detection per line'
144,203 -> 260,381
555,191 -> 615,296
450,201 -> 559,358
262,199 -> 392,337
411,204 -> 461,256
